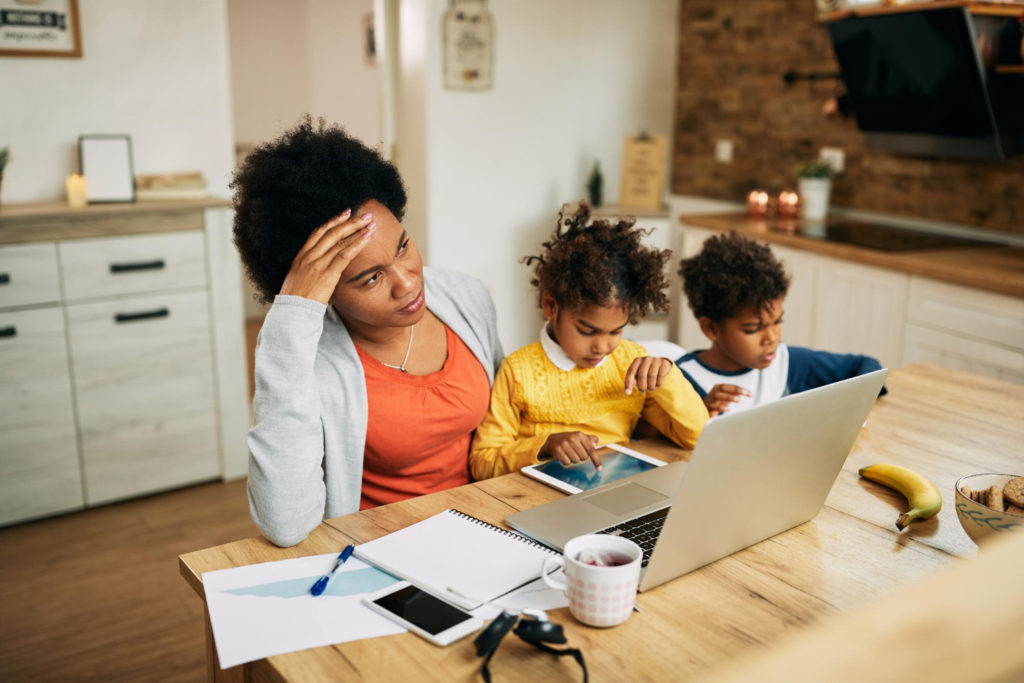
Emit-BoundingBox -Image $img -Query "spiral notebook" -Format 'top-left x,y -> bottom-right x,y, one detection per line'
353,509 -> 557,610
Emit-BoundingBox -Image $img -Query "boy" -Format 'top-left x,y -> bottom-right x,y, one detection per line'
676,232 -> 885,417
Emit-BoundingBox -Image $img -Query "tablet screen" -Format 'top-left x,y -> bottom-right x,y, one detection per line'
527,448 -> 662,493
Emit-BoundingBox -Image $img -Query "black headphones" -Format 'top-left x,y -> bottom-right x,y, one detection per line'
473,609 -> 588,682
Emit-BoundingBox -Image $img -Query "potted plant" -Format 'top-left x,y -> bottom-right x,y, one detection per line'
796,158 -> 834,221
0,146 -> 9,208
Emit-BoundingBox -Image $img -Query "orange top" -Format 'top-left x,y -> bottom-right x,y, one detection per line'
357,325 -> 490,509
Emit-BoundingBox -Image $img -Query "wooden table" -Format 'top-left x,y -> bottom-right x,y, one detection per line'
180,365 -> 1024,682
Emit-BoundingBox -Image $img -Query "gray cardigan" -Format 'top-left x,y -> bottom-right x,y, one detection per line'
247,267 -> 504,547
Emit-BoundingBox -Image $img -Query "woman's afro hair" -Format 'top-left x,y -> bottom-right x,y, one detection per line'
231,116 -> 407,303
522,202 -> 671,324
678,232 -> 790,322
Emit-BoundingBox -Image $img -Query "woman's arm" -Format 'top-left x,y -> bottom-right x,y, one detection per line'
247,296 -> 331,547
248,211 -> 377,546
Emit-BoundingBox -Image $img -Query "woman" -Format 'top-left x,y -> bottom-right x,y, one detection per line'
234,118 -> 503,547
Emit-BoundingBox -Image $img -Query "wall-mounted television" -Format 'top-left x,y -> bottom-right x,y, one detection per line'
827,7 -> 1023,160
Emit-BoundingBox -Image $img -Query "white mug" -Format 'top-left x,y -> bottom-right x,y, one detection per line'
542,534 -> 642,628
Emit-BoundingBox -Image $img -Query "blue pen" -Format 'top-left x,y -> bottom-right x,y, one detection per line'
310,544 -> 355,596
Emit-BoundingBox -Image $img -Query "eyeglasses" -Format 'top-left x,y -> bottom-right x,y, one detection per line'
473,609 -> 588,682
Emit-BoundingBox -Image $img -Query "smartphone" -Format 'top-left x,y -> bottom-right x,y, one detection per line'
363,581 -> 483,646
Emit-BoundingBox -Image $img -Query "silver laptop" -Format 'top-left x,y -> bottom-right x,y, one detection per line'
508,369 -> 887,592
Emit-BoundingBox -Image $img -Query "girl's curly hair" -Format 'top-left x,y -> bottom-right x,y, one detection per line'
231,116 -> 407,303
678,232 -> 790,322
523,202 -> 671,324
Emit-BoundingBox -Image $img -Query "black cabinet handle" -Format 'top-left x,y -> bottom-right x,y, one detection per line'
0,273 -> 9,285
110,260 -> 165,274
0,326 -> 16,338
114,308 -> 170,324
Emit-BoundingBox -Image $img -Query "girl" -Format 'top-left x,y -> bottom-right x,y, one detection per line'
469,203 -> 707,480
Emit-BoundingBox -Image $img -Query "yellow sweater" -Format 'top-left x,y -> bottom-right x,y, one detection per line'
469,339 -> 708,480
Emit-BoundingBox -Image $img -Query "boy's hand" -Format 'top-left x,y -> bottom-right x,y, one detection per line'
704,383 -> 752,417
624,356 -> 673,395
542,432 -> 602,470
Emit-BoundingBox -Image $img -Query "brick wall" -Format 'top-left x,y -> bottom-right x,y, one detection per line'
671,0 -> 1024,235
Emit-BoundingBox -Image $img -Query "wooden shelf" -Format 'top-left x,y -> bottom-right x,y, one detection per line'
820,1 -> 1024,23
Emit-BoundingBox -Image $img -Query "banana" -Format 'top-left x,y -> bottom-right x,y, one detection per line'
859,463 -> 942,531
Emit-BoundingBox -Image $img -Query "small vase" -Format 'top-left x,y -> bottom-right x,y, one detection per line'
798,177 -> 831,221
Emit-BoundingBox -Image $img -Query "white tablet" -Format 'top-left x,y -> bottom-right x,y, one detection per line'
521,443 -> 666,495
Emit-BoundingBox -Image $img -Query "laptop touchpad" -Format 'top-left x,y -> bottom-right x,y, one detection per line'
582,483 -> 667,516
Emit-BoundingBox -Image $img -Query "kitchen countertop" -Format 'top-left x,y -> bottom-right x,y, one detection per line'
0,198 -> 232,245
680,213 -> 1024,299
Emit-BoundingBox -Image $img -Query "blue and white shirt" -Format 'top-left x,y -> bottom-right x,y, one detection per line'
674,342 -> 886,415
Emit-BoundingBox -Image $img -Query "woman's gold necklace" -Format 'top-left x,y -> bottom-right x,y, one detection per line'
379,324 -> 415,373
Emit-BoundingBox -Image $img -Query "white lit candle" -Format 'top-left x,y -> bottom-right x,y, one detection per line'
66,174 -> 87,209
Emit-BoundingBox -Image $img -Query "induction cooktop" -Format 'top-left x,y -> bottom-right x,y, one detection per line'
772,219 -> 998,252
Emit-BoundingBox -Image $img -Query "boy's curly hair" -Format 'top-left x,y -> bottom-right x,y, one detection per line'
678,232 -> 790,322
231,116 -> 407,303
523,202 -> 671,324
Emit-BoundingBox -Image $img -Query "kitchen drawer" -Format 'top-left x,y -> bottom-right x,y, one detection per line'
0,242 -> 61,309
907,277 -> 1024,352
0,307 -> 84,525
58,231 -> 207,301
80,410 -> 220,505
66,289 -> 216,428
903,322 -> 1024,385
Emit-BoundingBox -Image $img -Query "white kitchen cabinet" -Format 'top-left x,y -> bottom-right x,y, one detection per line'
66,288 -> 220,504
59,231 -> 207,301
902,278 -> 1024,383
0,303 -> 83,525
812,259 -> 908,370
0,200 -> 248,525
766,244 -> 817,349
59,234 -> 221,505
0,242 -> 62,308
903,323 -> 1024,384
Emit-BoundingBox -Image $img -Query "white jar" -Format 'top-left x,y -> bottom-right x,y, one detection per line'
798,177 -> 832,221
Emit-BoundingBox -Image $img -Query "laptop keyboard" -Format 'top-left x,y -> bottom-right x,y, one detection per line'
596,508 -> 669,567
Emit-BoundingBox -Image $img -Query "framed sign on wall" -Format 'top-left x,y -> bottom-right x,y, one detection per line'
0,0 -> 82,58
442,0 -> 493,91
619,133 -> 667,211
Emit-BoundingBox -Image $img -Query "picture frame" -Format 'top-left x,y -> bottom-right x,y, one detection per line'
362,12 -> 375,66
78,134 -> 135,204
0,0 -> 82,58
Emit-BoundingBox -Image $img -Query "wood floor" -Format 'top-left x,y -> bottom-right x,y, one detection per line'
0,478 -> 258,681
0,318 -> 265,681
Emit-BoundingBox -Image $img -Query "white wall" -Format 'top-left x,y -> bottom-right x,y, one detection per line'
394,0 -> 679,351
227,0 -> 380,319
226,0 -> 310,147
227,0 -> 380,149
0,0 -> 235,202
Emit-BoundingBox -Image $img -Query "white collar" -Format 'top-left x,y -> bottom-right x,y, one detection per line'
539,324 -> 606,372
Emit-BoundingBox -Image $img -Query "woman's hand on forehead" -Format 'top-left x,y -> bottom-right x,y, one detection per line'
279,209 -> 377,304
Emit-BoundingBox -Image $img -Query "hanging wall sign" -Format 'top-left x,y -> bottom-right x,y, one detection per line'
0,0 -> 82,58
442,0 -> 493,91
